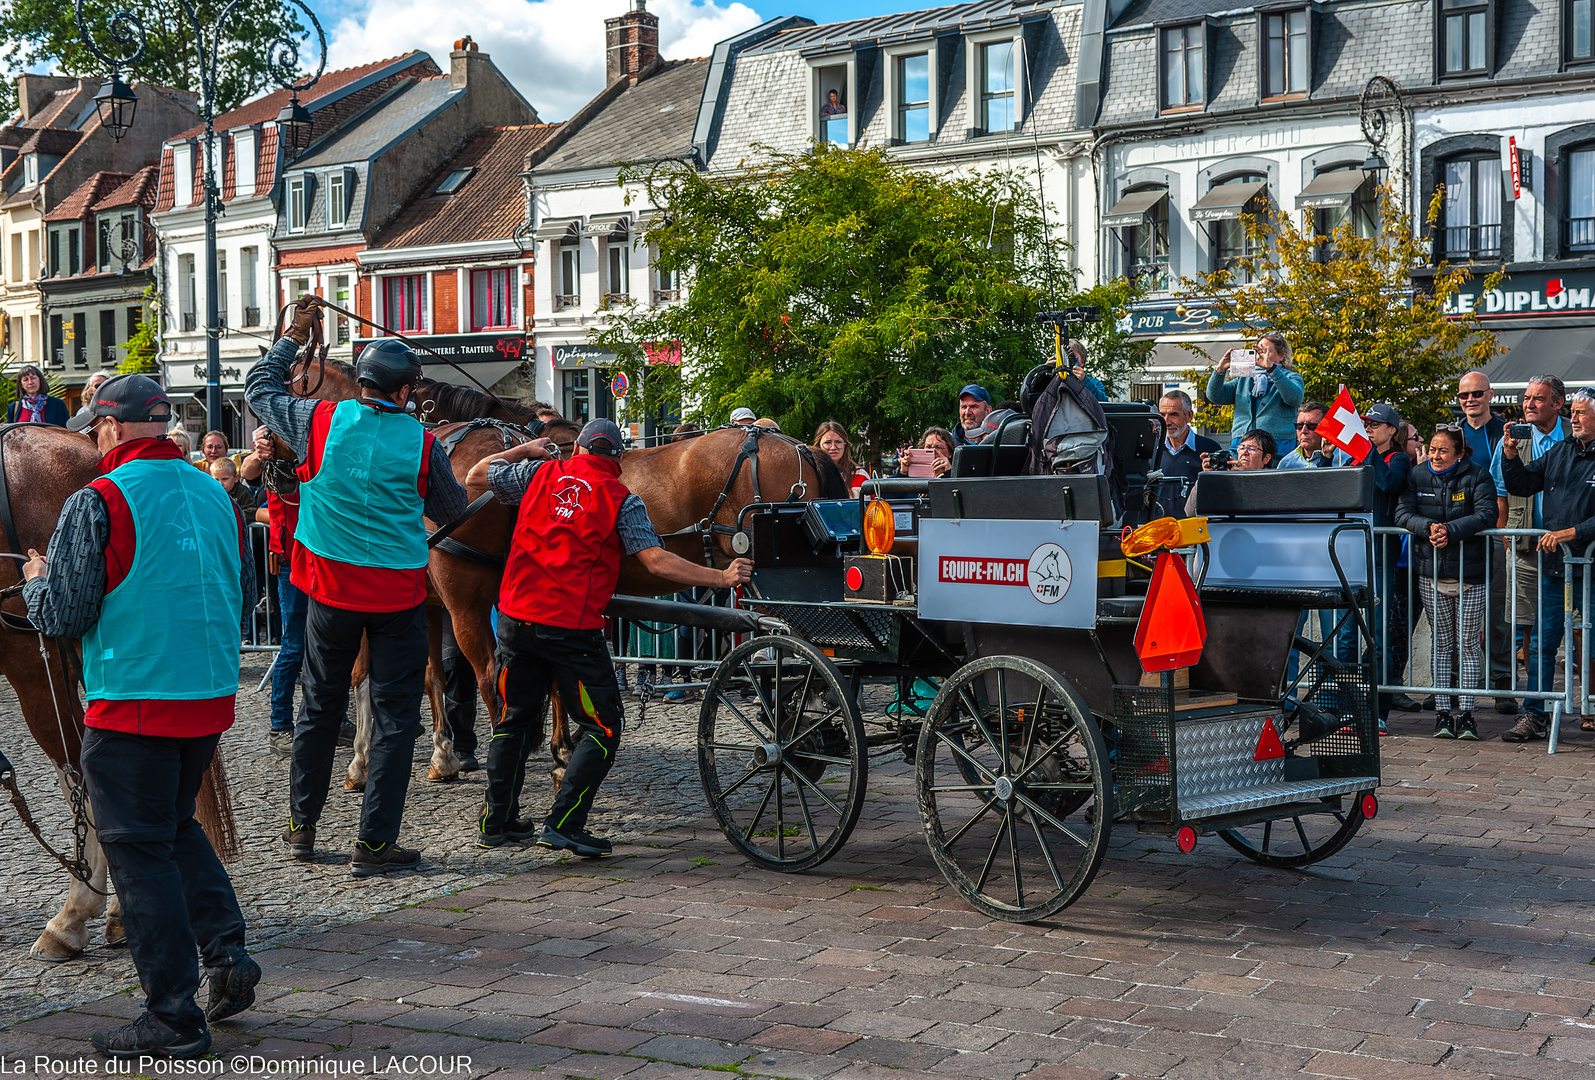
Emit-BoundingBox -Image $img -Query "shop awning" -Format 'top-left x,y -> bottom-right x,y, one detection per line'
1102,189 -> 1168,229
633,209 -> 664,232
1480,327 -> 1595,391
1296,170 -> 1371,210
1191,180 -> 1269,222
585,214 -> 630,239
532,217 -> 579,241
420,360 -> 522,392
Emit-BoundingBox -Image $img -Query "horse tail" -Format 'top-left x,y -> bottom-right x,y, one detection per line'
196,748 -> 241,861
808,445 -> 848,499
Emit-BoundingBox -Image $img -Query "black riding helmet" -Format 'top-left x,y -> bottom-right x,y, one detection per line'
356,338 -> 423,395
1019,362 -> 1057,415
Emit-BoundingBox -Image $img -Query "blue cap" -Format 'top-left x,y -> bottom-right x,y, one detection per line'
958,384 -> 991,405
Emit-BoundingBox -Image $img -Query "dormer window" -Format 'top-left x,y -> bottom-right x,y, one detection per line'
287,174 -> 309,233
1261,9 -> 1309,99
898,54 -> 930,143
815,64 -> 850,147
1569,0 -> 1593,63
981,41 -> 1016,133
1160,24 -> 1206,111
1439,0 -> 1492,76
22,154 -> 38,187
327,170 -> 347,229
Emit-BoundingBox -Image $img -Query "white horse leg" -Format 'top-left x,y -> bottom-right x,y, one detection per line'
343,680 -> 374,792
426,661 -> 460,783
31,770 -> 109,962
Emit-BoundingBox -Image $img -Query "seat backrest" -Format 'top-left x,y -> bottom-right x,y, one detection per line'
1193,466 -> 1374,516
928,474 -> 1111,523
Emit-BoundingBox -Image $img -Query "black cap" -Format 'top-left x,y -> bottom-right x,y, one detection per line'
68,374 -> 172,432
576,418 -> 625,457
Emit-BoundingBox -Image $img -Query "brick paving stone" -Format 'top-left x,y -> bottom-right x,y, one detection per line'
629,1033 -> 758,1067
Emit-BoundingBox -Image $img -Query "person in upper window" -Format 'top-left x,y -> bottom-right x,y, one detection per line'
8,365 -> 67,425
1204,332 -> 1305,454
820,89 -> 846,117
814,420 -> 870,495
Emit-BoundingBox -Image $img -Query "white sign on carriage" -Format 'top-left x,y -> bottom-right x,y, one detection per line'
917,519 -> 1098,628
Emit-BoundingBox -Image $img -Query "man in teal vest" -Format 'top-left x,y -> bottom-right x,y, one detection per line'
245,296 -> 468,875
23,375 -> 257,1059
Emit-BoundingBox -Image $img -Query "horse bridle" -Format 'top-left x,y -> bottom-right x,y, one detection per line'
658,425 -> 825,566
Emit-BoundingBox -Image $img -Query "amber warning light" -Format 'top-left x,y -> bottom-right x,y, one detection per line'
863,498 -> 896,555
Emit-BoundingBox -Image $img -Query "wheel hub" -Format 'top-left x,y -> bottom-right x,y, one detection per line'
752,742 -> 783,768
993,775 -> 1014,801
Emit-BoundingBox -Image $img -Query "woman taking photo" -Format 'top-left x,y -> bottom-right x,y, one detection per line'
1205,332 -> 1305,455
7,365 -> 67,425
893,426 -> 956,479
813,420 -> 871,495
1394,425 -> 1499,741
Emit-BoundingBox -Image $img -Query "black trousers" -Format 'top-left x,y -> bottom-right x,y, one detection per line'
482,614 -> 624,835
80,727 -> 248,1034
292,599 -> 427,845
441,616 -> 478,757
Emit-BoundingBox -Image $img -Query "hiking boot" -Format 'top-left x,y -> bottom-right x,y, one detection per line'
204,954 -> 261,1023
1455,713 -> 1479,741
476,819 -> 539,848
1421,695 -> 1437,711
536,824 -> 612,858
1433,711 -> 1455,739
1501,714 -> 1548,742
91,1013 -> 210,1059
1495,697 -> 1519,716
457,754 -> 481,773
337,720 -> 357,748
350,840 -> 421,877
267,729 -> 293,758
1392,694 -> 1422,712
281,822 -> 315,861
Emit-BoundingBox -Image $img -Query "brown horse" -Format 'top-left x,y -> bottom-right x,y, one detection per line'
0,425 -> 239,961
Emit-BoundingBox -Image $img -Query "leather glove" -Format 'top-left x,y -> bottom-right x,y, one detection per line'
284,294 -> 322,346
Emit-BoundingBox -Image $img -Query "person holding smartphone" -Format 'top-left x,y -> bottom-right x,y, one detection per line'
1204,332 -> 1305,455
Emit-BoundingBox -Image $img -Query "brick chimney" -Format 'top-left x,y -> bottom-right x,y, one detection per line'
450,35 -> 489,89
605,0 -> 660,86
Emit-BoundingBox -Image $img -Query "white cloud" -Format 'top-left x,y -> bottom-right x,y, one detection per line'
324,0 -> 764,122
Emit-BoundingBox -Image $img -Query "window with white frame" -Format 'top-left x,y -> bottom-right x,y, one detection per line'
1439,0 -> 1491,75
981,41 -> 1016,133
217,251 -> 227,326
1441,155 -> 1502,259
472,268 -> 515,329
1565,147 -> 1594,253
22,154 -> 38,187
1261,9 -> 1309,98
179,254 -> 197,331
385,274 -> 426,333
654,257 -> 679,304
816,64 -> 849,146
327,170 -> 347,229
287,175 -> 308,232
1161,24 -> 1205,110
332,274 -> 351,343
556,243 -> 580,309
606,245 -> 629,302
898,53 -> 931,143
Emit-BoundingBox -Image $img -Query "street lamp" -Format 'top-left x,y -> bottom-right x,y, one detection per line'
75,0 -> 326,434
1358,76 -> 1409,210
274,94 -> 315,158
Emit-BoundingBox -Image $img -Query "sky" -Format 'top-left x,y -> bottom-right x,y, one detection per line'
309,0 -> 919,121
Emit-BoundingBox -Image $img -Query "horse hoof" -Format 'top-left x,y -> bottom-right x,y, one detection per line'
30,930 -> 84,963
343,778 -> 366,792
105,917 -> 126,948
425,768 -> 458,783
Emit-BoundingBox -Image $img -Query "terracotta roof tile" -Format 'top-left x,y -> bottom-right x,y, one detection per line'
255,126 -> 278,196
153,146 -> 175,212
44,170 -> 131,222
170,53 -> 431,142
371,124 -> 559,251
92,165 -> 159,212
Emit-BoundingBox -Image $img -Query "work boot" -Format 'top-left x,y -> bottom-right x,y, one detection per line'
537,824 -> 612,858
457,754 -> 481,773
1500,714 -> 1548,742
337,720 -> 357,748
91,1013 -> 210,1059
350,840 -> 421,877
204,954 -> 261,1023
281,822 -> 315,860
1455,713 -> 1478,741
1392,694 -> 1422,712
1495,697 -> 1519,716
267,729 -> 293,758
1433,711 -> 1455,739
476,818 -> 540,848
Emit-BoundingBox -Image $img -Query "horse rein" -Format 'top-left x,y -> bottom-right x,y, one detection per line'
658,425 -> 822,566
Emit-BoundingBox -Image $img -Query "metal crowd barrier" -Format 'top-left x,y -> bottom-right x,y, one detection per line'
1367,526 -> 1578,753
243,521 -> 280,693
606,589 -> 749,696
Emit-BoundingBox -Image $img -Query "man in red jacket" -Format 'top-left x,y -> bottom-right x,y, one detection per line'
473,419 -> 751,853
23,375 -> 257,1059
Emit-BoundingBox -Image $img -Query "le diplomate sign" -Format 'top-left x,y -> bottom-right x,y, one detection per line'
1442,269 -> 1595,320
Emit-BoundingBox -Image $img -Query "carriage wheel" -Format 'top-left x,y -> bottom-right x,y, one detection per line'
916,656 -> 1112,923
1216,791 -> 1370,868
698,636 -> 868,872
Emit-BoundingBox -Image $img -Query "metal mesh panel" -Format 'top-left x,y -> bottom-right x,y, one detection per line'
750,600 -> 900,662
1295,654 -> 1379,779
1110,685 -> 1175,816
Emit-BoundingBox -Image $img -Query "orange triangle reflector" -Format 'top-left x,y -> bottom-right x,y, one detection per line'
1134,551 -> 1207,673
1254,717 -> 1285,760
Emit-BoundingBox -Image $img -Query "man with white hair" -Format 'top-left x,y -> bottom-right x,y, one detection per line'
73,372 -> 110,419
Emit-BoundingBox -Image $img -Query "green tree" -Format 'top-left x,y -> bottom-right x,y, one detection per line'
590,144 -> 1070,454
1181,185 -> 1501,429
1,0 -> 308,115
119,286 -> 158,375
1070,276 -> 1155,398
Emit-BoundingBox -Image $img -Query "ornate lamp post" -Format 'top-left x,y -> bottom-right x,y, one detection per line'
1359,76 -> 1410,214
74,0 -> 326,433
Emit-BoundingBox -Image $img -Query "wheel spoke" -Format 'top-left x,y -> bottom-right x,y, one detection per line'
773,645 -> 785,739
793,769 -> 820,853
1293,815 -> 1311,851
928,784 -> 999,793
706,741 -> 760,754
1007,796 -> 1023,908
1028,812 -> 1067,890
783,706 -> 845,749
716,763 -> 765,802
933,729 -> 998,783
996,668 -> 1010,772
782,761 -> 847,816
741,773 -> 780,842
738,659 -> 778,729
943,793 -> 1002,847
787,751 -> 852,766
718,691 -> 773,745
1020,682 -> 1047,767
1010,789 -> 1090,849
958,686 -> 1003,758
975,810 -> 1007,892
1009,723 -> 1083,787
775,768 -> 786,860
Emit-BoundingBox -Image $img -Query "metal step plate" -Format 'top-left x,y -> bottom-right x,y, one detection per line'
1178,776 -> 1379,819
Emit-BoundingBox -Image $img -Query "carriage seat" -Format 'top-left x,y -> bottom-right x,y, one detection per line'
927,473 -> 1111,523
1193,466 -> 1373,516
950,416 -> 1030,478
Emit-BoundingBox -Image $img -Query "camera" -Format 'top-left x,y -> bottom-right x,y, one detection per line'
1205,450 -> 1233,471
1509,423 -> 1533,441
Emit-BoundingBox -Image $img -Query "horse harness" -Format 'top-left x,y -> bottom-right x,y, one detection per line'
659,425 -> 827,566
428,417 -> 542,570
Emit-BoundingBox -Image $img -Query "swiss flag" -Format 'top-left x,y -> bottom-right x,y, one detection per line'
1318,387 -> 1372,463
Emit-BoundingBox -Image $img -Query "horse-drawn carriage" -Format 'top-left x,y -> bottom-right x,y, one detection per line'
666,426 -> 1383,923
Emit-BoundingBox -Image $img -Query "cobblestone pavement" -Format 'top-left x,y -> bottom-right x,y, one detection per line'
2,679 -> 1593,1080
